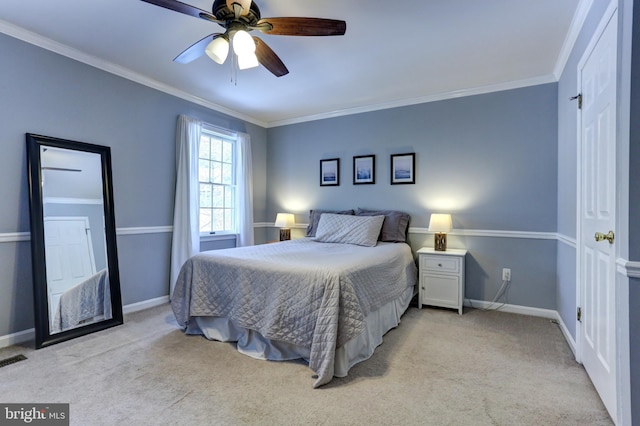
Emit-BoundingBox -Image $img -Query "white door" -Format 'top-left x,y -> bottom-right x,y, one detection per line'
578,10 -> 617,422
44,217 -> 97,328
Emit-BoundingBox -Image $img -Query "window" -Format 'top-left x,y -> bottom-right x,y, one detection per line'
198,129 -> 236,235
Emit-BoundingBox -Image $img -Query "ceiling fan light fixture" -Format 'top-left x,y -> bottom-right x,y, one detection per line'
232,30 -> 256,56
237,52 -> 260,69
205,36 -> 229,64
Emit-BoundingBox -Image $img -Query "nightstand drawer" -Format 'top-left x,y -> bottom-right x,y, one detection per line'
420,255 -> 460,273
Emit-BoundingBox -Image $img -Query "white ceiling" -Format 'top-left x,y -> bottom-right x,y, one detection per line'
41,147 -> 104,201
0,0 -> 582,127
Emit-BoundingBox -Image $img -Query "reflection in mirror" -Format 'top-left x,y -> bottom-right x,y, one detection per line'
27,134 -> 123,348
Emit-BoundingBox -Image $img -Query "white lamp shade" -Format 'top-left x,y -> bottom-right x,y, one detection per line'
237,52 -> 259,70
233,30 -> 256,56
274,213 -> 295,228
428,214 -> 452,233
205,36 -> 229,64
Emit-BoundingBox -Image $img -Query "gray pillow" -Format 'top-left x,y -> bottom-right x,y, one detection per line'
314,214 -> 385,247
355,208 -> 410,242
306,209 -> 354,237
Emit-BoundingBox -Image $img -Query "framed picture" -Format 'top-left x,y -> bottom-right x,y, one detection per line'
320,158 -> 340,186
390,153 -> 415,184
353,155 -> 375,185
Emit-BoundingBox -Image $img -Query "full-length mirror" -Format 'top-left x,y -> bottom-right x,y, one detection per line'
27,133 -> 123,348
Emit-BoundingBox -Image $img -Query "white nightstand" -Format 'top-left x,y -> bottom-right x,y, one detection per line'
417,247 -> 467,315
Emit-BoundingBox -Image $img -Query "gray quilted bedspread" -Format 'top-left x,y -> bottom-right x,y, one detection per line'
52,269 -> 111,333
171,238 -> 417,387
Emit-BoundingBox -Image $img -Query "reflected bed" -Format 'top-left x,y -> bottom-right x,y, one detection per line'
51,269 -> 112,333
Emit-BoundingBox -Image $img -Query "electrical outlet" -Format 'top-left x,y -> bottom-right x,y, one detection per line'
502,268 -> 511,281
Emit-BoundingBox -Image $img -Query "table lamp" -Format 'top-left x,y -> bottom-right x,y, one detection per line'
274,213 -> 295,241
428,213 -> 452,251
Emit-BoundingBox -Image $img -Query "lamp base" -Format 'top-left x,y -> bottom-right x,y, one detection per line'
279,228 -> 291,241
434,233 -> 447,251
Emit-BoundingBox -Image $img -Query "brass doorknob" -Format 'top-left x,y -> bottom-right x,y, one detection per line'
594,230 -> 614,244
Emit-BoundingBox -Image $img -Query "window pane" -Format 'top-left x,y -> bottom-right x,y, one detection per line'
224,208 -> 233,231
198,159 -> 210,182
212,185 -> 224,207
211,139 -> 222,161
222,163 -> 233,185
222,141 -> 233,164
199,183 -> 212,208
213,208 -> 224,231
198,132 -> 236,233
224,187 -> 234,208
199,136 -> 210,160
199,208 -> 212,233
212,162 -> 222,184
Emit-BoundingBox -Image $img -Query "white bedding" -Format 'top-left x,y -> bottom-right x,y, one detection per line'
171,238 -> 417,387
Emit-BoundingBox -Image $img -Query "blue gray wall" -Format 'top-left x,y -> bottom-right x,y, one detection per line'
267,84 -> 559,310
0,33 -> 267,337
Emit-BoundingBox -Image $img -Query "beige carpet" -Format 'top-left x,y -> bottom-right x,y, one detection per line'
0,304 -> 612,425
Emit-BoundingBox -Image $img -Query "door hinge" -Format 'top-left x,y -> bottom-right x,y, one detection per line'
577,306 -> 582,322
570,93 -> 583,109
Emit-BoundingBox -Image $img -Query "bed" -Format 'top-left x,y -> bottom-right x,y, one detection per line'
171,210 -> 417,387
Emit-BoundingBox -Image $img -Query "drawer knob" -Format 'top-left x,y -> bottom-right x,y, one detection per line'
438,263 -> 442,267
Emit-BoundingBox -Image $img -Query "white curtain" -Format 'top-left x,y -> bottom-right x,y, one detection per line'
170,115 -> 201,298
235,132 -> 254,247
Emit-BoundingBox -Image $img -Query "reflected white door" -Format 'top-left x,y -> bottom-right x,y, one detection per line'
578,10 -> 617,422
44,217 -> 96,327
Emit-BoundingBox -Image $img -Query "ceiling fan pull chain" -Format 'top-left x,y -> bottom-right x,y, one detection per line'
232,52 -> 238,85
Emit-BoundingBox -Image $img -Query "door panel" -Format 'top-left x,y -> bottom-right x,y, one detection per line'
578,10 -> 617,422
44,217 -> 97,327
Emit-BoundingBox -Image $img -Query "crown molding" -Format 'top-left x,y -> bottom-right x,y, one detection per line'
553,0 -> 594,79
0,19 -> 267,128
1,18 -> 562,130
267,75 -> 558,128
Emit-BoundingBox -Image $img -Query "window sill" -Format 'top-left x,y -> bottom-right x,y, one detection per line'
200,233 -> 237,242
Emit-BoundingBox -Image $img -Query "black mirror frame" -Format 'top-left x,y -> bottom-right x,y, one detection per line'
27,133 -> 123,349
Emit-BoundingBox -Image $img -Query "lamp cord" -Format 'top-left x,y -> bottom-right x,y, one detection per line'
467,279 -> 511,312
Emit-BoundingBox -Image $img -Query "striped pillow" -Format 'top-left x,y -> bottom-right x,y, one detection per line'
314,213 -> 385,247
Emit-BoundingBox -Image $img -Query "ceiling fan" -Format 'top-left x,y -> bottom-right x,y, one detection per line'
140,0 -> 347,77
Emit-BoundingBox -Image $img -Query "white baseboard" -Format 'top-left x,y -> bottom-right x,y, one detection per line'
122,296 -> 169,314
2,296 -> 577,355
0,296 -> 170,349
464,299 -> 577,356
554,312 -> 577,357
0,327 -> 35,349
464,299 -> 557,318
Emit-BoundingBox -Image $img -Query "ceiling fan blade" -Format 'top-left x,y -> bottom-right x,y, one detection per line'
140,0 -> 222,23
253,37 -> 289,77
174,34 -> 221,63
226,0 -> 252,17
255,17 -> 346,36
